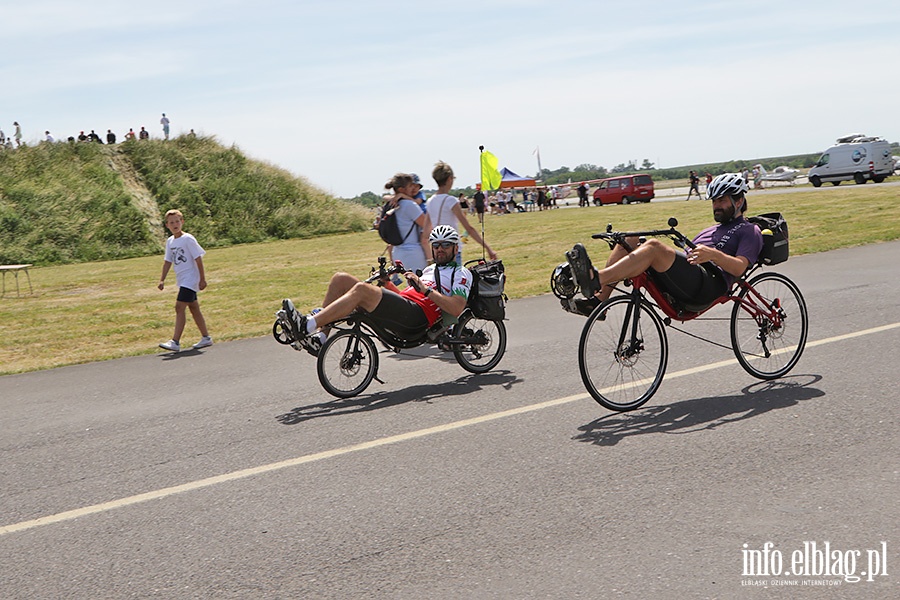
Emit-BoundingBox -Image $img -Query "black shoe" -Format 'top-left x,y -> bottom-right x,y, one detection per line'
293,333 -> 323,357
573,297 -> 600,317
282,298 -> 308,342
565,243 -> 600,297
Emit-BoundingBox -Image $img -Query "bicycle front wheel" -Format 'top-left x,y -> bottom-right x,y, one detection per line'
453,313 -> 507,374
730,272 -> 808,379
579,296 -> 668,411
317,330 -> 379,398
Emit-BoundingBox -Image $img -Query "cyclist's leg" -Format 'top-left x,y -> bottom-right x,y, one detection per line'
311,280 -> 385,331
595,239 -> 677,302
365,290 -> 430,339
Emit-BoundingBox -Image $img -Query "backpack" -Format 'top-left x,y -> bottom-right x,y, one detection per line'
377,201 -> 417,246
467,259 -> 507,320
747,213 -> 789,265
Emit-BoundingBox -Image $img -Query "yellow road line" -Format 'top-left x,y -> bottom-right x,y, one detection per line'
2,321 -> 898,537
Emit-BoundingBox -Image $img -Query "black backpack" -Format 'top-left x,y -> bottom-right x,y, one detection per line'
377,202 -> 417,246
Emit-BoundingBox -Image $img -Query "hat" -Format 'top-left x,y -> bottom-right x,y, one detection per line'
410,173 -> 422,186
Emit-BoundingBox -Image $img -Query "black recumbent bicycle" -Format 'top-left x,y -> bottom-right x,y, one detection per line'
273,257 -> 507,399
552,216 -> 808,412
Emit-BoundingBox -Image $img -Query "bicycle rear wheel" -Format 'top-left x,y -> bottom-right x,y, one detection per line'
579,295 -> 668,411
730,272 -> 808,379
452,312 -> 507,373
317,330 -> 379,398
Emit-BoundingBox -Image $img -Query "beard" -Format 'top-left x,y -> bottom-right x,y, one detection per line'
713,204 -> 735,223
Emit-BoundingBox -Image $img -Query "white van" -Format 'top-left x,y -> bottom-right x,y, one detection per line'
807,134 -> 894,187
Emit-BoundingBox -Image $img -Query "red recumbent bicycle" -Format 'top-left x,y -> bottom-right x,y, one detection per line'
552,217 -> 808,412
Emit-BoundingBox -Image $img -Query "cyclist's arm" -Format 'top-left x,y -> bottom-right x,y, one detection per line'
427,287 -> 467,318
689,245 -> 749,277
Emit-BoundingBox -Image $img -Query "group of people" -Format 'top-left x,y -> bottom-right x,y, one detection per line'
155,162 -> 763,366
375,162 -> 498,276
0,121 -> 23,149
2,114 -> 182,149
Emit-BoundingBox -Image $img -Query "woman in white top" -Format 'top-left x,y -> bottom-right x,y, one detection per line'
425,161 -> 497,264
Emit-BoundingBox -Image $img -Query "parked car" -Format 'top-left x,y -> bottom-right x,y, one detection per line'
807,134 -> 894,187
592,174 -> 655,205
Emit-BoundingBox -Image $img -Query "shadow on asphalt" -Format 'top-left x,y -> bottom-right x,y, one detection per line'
159,348 -> 203,360
573,374 -> 824,447
275,369 -> 522,425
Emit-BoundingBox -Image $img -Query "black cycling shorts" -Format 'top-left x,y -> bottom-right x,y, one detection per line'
367,288 -> 430,337
650,254 -> 726,308
177,287 -> 198,303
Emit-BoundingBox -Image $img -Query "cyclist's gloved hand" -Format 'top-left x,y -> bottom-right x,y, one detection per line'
405,271 -> 425,293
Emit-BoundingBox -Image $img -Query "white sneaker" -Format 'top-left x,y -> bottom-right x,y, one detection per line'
159,339 -> 181,352
192,336 -> 213,349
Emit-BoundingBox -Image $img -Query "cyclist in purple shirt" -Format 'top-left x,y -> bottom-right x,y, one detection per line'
566,173 -> 763,314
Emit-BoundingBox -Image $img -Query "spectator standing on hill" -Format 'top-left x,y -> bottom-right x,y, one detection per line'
157,209 -> 212,352
107,129 -> 116,144
44,131 -> 54,142
13,121 -> 22,147
139,126 -> 149,140
425,161 -> 497,264
160,113 -> 170,140
124,128 -> 136,140
89,130 -> 103,143
0,127 -> 5,144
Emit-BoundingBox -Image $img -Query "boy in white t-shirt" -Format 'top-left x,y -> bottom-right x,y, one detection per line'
157,209 -> 212,352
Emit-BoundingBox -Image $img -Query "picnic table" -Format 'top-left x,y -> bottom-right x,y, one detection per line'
0,264 -> 33,297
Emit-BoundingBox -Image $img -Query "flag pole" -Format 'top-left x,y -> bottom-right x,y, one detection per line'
478,146 -> 487,261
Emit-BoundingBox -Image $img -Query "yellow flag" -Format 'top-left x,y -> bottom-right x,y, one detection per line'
480,149 -> 502,191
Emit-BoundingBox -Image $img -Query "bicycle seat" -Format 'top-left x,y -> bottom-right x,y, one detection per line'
356,314 -> 429,349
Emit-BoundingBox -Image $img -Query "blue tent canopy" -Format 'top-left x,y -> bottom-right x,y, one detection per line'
497,167 -> 536,188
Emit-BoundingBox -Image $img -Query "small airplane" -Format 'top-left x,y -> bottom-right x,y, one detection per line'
759,165 -> 801,183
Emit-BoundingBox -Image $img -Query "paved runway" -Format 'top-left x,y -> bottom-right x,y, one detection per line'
2,241 -> 898,598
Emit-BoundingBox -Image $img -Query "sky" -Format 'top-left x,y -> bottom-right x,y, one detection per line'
3,1 -> 899,197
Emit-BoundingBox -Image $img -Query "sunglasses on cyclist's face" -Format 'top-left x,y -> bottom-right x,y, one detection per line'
431,242 -> 455,249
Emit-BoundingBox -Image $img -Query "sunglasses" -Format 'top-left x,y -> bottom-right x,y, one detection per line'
431,242 -> 455,249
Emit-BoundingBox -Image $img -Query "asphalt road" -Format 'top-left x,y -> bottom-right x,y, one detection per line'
2,242 -> 898,599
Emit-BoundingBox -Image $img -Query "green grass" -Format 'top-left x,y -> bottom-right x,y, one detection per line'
1,185 -> 899,375
0,136 -> 371,265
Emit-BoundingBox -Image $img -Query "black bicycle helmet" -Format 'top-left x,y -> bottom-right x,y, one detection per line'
706,173 -> 749,200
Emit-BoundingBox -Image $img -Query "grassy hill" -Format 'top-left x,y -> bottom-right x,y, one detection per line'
0,136 -> 370,266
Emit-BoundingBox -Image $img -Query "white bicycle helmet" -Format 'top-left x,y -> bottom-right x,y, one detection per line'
429,224 -> 460,245
707,173 -> 749,200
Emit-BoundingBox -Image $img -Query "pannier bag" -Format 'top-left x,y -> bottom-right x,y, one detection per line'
468,259 -> 507,320
748,212 -> 789,265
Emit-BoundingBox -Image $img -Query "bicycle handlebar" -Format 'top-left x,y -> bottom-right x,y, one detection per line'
591,218 -> 696,250
365,256 -> 407,284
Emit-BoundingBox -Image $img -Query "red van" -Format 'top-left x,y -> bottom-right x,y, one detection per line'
592,174 -> 655,205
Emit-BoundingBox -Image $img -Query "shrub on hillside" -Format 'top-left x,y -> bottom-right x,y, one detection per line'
120,135 -> 369,246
